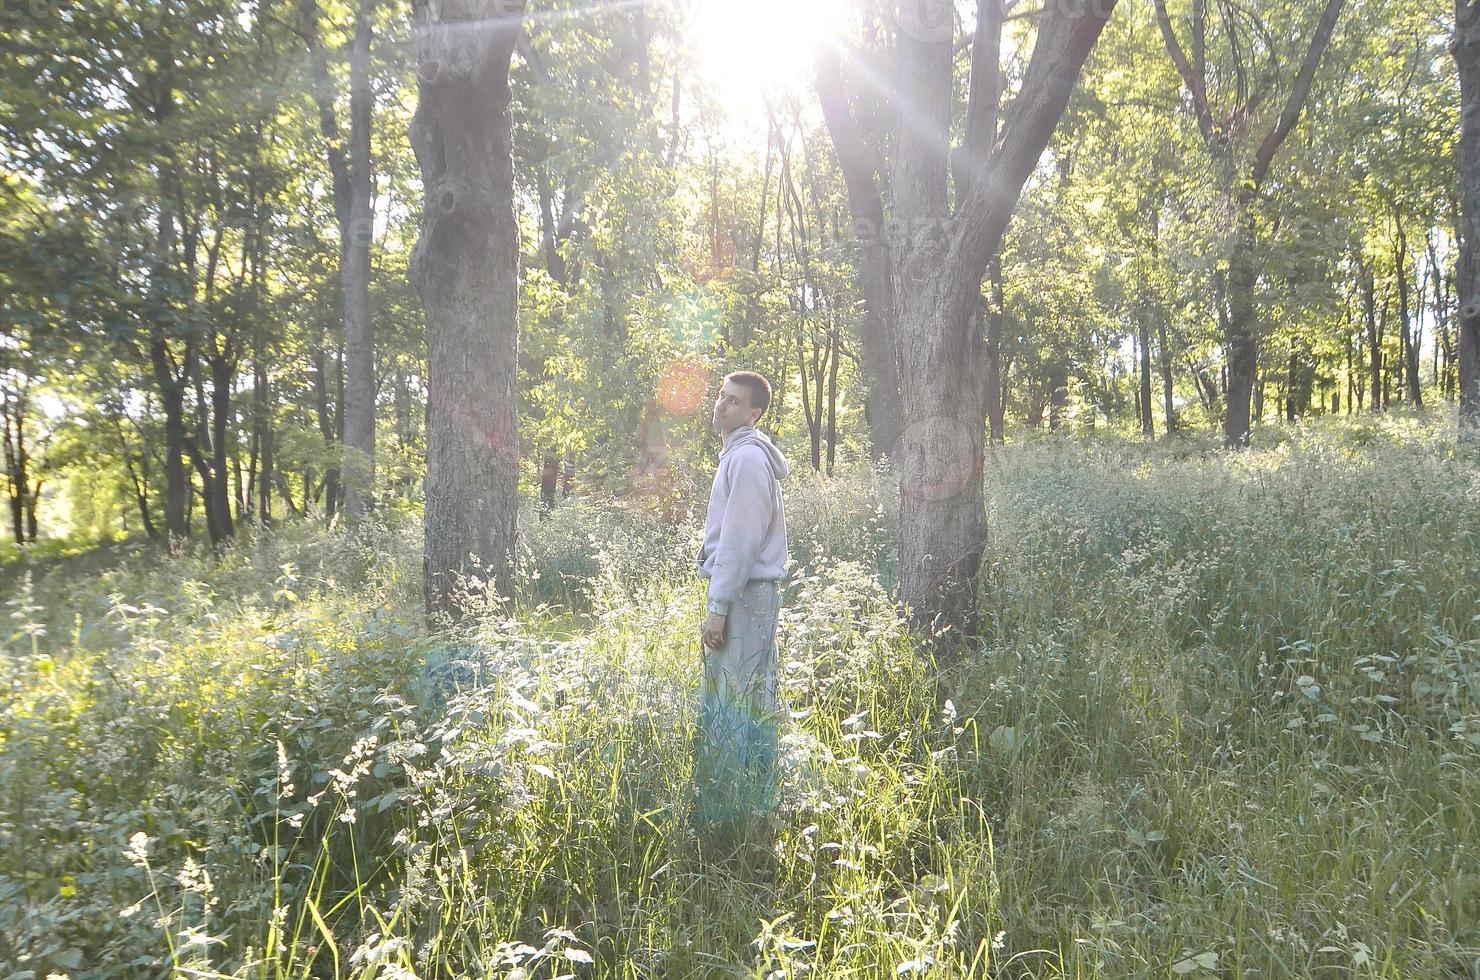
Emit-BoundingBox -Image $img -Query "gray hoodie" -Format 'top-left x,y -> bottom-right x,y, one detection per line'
696,424 -> 790,615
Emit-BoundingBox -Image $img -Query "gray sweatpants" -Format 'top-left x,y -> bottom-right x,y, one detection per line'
694,578 -> 782,823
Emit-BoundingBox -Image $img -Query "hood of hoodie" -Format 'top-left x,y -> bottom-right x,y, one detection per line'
720,424 -> 790,480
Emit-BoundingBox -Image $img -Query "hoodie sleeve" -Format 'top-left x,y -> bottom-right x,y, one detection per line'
705,446 -> 775,615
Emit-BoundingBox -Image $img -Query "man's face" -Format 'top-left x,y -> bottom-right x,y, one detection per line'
712,380 -> 759,436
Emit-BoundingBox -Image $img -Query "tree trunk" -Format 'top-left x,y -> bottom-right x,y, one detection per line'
1223,204 -> 1259,445
1363,262 -> 1382,412
1393,217 -> 1422,407
887,0 -> 1115,650
208,354 -> 235,541
25,481 -> 39,542
1285,345 -> 1299,421
826,319 -> 840,476
539,453 -> 557,516
343,0 -> 376,518
1157,312 -> 1176,435
300,0 -> 349,520
1047,361 -> 1069,431
894,248 -> 989,645
1,391 -> 27,544
149,338 -> 191,544
1430,236 -> 1456,400
1155,0 -> 1347,446
815,48 -> 903,461
1454,1 -> 1480,435
313,340 -> 340,519
986,255 -> 1007,444
410,0 -> 524,626
1138,316 -> 1154,436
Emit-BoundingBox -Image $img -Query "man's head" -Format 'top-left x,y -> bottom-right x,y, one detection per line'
712,371 -> 772,436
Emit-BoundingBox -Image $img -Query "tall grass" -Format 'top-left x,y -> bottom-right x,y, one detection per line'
2,412 -> 1478,977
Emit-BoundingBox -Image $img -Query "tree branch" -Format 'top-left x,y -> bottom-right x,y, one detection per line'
957,0 -> 1004,199
1251,0 -> 1346,186
816,46 -> 886,232
1153,0 -> 1216,142
952,1 -> 1119,279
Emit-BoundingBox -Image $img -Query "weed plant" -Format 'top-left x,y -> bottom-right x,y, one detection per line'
1,412 -> 1477,977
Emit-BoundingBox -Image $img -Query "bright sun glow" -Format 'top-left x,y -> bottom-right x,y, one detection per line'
687,0 -> 845,124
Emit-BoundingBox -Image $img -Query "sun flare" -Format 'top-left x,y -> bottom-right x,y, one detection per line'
687,0 -> 846,115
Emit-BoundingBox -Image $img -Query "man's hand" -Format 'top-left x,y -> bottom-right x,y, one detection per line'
702,612 -> 727,650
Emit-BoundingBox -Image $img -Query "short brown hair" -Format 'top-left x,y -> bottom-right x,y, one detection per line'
724,371 -> 772,415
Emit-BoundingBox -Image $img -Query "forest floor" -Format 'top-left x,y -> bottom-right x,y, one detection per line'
3,412 -> 1479,979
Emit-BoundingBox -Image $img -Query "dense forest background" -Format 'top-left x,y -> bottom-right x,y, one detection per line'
0,0 -> 1459,553
6,2 -> 1480,977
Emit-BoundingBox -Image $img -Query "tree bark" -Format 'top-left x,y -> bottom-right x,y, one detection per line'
205,351 -> 236,542
539,454 -> 557,516
149,336 -> 191,544
1157,310 -> 1176,435
1362,259 -> 1382,412
312,339 -> 341,519
1,387 -> 28,544
986,255 -> 1007,444
815,47 -> 903,461
1285,345 -> 1299,421
826,319 -> 840,476
1138,315 -> 1154,436
1223,203 -> 1259,445
300,0 -> 351,519
410,0 -> 524,626
1393,215 -> 1422,406
342,0 -> 376,518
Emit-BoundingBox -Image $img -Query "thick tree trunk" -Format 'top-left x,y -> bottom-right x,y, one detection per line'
894,252 -> 989,646
343,0 -> 376,518
886,0 -> 1115,651
410,0 -> 524,625
1047,361 -> 1069,431
1454,1 -> 1480,435
1223,207 -> 1259,445
149,338 -> 191,544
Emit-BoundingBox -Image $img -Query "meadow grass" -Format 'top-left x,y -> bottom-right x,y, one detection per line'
2,412 -> 1478,978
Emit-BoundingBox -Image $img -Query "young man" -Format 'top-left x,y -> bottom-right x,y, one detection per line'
693,370 -> 789,823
